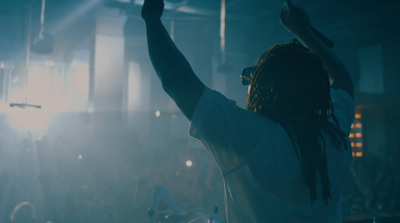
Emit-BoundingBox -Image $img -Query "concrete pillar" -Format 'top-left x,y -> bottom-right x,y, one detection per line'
93,8 -> 127,112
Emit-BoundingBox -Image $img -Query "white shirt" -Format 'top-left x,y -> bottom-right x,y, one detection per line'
190,87 -> 354,223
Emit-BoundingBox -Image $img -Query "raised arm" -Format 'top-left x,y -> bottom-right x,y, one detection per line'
280,0 -> 353,98
142,0 -> 205,120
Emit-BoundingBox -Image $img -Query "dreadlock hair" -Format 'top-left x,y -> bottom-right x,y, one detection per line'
246,40 -> 348,205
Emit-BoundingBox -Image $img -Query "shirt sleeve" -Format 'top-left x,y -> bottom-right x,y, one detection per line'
189,87 -> 282,173
330,89 -> 355,136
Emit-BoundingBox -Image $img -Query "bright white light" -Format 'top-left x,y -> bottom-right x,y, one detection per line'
9,62 -> 90,113
186,160 -> 192,167
220,0 -> 226,57
128,62 -> 142,112
155,110 -> 161,117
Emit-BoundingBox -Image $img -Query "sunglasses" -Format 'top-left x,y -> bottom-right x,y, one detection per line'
240,66 -> 255,85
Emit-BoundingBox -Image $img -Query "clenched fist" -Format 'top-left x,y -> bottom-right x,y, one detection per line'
141,0 -> 165,22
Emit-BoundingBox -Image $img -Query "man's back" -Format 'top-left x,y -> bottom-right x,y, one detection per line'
190,88 -> 354,222
142,0 -> 355,221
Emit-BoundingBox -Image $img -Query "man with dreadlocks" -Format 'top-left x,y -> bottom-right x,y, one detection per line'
142,0 -> 354,222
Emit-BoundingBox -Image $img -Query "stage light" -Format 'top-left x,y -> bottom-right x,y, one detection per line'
155,110 -> 161,117
186,160 -> 192,167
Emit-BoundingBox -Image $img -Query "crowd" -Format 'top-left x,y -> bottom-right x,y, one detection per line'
0,113 -> 398,222
342,154 -> 400,219
0,113 -> 225,223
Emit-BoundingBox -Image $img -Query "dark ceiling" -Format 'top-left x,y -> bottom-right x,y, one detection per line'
0,0 -> 399,62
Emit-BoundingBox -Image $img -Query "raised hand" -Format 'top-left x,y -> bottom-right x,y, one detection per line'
279,0 -> 311,35
141,0 -> 165,22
